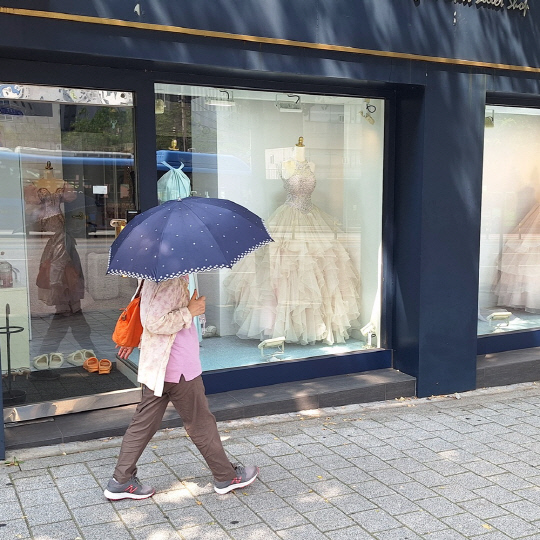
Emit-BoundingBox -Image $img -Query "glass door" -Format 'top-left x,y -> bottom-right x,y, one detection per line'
0,83 -> 140,420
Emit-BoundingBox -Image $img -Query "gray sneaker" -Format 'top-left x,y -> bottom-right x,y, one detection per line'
214,465 -> 259,495
104,475 -> 155,500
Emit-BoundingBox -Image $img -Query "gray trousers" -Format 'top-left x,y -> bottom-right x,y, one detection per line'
113,375 -> 236,483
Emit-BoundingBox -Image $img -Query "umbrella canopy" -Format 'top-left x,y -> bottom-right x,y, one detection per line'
107,197 -> 272,282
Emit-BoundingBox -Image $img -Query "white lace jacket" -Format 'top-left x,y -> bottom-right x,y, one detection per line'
137,277 -> 193,396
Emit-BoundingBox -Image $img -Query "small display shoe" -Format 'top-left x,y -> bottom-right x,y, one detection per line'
15,367 -> 31,379
33,354 -> 49,370
67,350 -> 85,366
83,356 -> 99,373
82,349 -> 96,361
49,353 -> 65,369
98,359 -> 112,374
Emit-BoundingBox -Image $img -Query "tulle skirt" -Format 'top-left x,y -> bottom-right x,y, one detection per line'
224,203 -> 361,345
494,203 -> 540,313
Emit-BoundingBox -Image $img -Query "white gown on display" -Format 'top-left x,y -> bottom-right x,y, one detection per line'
224,160 -> 361,345
494,202 -> 540,312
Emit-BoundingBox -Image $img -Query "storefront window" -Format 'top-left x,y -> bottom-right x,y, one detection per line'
154,84 -> 385,370
0,83 -> 139,410
478,105 -> 540,335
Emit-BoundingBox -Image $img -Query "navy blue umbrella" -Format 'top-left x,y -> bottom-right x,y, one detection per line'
107,197 -> 272,282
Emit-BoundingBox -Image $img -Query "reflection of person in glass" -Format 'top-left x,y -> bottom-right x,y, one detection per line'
225,137 -> 361,345
24,161 -> 85,315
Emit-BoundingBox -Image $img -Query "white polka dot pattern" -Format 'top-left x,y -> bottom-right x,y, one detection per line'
107,197 -> 273,282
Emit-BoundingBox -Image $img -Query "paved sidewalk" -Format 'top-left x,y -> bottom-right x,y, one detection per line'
3,384 -> 540,539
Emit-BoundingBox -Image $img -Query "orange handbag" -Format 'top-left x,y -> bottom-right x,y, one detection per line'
112,281 -> 144,347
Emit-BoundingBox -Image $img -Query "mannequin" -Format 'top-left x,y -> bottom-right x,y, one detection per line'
24,162 -> 84,315
225,137 -> 361,346
281,137 -> 315,179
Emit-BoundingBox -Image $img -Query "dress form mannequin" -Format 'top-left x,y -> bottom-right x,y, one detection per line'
34,161 -> 71,194
281,137 -> 315,179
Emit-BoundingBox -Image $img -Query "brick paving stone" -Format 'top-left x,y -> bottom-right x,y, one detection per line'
374,527 -> 424,540
397,510 -> 447,535
351,508 -> 402,533
416,496 -> 462,518
258,464 -> 290,482
394,481 -> 438,501
230,523 -> 281,539
0,501 -> 25,522
16,487 -> 64,508
309,478 -> 355,498
242,490 -> 290,512
371,467 -> 414,489
80,521 -> 134,540
165,504 -> 215,530
29,520 -> 82,540
130,522 -> 182,540
487,514 -> 540,537
330,466 -> 372,484
276,454 -> 319,471
442,512 -> 497,536
426,460 -> 469,477
72,502 -> 121,527
354,478 -> 397,498
468,532 -> 513,540
449,471 -> 494,490
49,462 -> 89,479
23,502 -> 72,528
179,523 -> 232,539
371,493 -> 421,515
291,464 -> 334,484
54,473 -> 101,493
423,531 -> 469,540
325,526 -> 374,539
458,497 -> 509,519
284,492 -> 330,513
256,506 -> 308,530
433,484 -> 478,503
116,503 -> 168,527
276,523 -> 331,539
473,485 -> 523,505
501,499 -> 540,521
303,506 -> 355,532
490,472 -> 534,491
152,487 -> 199,511
0,518 -> 31,539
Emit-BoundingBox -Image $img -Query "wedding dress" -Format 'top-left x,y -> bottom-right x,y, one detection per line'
224,160 -> 361,345
494,202 -> 540,312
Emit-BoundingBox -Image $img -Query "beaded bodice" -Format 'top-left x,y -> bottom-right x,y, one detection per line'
282,161 -> 315,213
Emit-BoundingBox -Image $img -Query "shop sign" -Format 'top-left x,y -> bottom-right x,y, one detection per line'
415,0 -> 530,17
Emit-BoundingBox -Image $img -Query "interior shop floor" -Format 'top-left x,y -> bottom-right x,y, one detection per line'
2,364 -> 136,405
477,307 -> 540,335
29,309 -> 368,374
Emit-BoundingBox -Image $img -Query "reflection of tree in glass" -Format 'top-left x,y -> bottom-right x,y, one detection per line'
61,107 -> 134,152
156,98 -> 193,151
155,95 -> 218,154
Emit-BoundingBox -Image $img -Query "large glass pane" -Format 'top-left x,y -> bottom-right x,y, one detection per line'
0,83 -> 139,408
479,105 -> 540,335
152,84 -> 385,371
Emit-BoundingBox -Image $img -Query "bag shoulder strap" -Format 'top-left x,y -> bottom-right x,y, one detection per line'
134,279 -> 144,298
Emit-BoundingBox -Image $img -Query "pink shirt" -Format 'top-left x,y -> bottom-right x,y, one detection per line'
164,322 -> 201,383
138,275 -> 202,395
